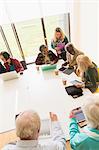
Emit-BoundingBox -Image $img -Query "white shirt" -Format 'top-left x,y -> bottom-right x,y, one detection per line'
2,121 -> 66,150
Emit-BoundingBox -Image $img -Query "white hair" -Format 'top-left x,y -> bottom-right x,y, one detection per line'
83,94 -> 99,129
16,110 -> 41,140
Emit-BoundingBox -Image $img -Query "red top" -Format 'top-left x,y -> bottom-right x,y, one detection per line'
4,58 -> 24,73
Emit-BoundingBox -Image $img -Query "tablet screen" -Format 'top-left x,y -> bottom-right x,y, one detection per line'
75,111 -> 85,122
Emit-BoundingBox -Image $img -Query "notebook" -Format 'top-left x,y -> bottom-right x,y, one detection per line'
39,119 -> 51,139
0,71 -> 20,81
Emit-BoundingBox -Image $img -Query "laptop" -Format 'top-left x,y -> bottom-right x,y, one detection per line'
41,64 -> 57,71
39,119 -> 51,139
0,71 -> 20,81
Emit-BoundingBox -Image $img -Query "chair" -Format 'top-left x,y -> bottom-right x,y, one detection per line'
95,87 -> 99,93
20,60 -> 27,70
97,68 -> 99,81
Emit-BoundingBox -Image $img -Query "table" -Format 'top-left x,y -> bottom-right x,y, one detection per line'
0,62 -> 92,140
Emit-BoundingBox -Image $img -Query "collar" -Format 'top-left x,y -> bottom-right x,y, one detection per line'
16,140 -> 38,147
83,126 -> 99,140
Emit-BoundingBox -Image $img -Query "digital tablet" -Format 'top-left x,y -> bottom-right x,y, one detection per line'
63,68 -> 74,75
71,80 -> 83,85
72,107 -> 87,128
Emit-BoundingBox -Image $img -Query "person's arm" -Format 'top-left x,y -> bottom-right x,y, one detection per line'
49,51 -> 58,64
69,118 -> 80,140
14,59 -> 24,73
85,68 -> 98,92
51,40 -> 56,49
0,62 -> 6,73
50,112 -> 66,149
35,53 -> 45,65
69,54 -> 77,67
69,117 -> 88,149
64,36 -> 69,45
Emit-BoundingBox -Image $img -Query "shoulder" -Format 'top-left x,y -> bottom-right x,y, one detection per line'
64,36 -> 68,40
1,144 -> 16,150
11,58 -> 20,63
87,67 -> 96,74
48,50 -> 54,54
37,53 -> 43,57
40,141 -> 65,150
70,132 -> 89,149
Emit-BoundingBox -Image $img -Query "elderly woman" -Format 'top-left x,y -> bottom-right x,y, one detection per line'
2,110 -> 66,150
75,55 -> 98,93
69,94 -> 99,150
62,43 -> 84,68
35,45 -> 58,65
51,27 -> 68,61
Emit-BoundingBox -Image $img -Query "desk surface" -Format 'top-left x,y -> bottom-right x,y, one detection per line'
0,62 -> 92,140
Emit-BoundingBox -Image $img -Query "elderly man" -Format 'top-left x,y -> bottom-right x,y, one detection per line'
2,111 -> 66,150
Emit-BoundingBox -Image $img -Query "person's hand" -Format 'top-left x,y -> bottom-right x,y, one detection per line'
45,60 -> 50,64
55,47 -> 60,51
55,47 -> 61,54
49,112 -> 58,121
68,65 -> 74,69
50,61 -> 55,65
69,110 -> 75,118
74,83 -> 84,88
62,61 -> 68,67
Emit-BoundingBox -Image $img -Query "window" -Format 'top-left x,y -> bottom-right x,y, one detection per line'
0,13 -> 70,64
44,13 -> 70,48
0,32 -> 8,52
2,24 -> 22,60
15,19 -> 45,63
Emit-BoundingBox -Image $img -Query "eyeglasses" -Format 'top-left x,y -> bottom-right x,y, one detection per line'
55,27 -> 61,32
15,113 -> 21,120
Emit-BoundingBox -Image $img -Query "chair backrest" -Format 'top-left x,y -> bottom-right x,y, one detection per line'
97,68 -> 99,82
20,60 -> 27,70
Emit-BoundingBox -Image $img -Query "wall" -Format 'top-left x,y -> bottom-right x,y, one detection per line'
70,0 -> 99,66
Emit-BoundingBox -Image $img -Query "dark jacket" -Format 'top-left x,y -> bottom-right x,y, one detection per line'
84,67 -> 98,92
35,50 -> 58,65
0,62 -> 6,74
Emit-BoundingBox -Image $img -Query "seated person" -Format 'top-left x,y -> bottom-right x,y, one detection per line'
51,27 -> 68,61
35,45 -> 58,65
0,51 -> 24,73
2,110 -> 66,150
69,94 -> 99,150
74,55 -> 98,93
0,62 -> 6,74
62,43 -> 84,68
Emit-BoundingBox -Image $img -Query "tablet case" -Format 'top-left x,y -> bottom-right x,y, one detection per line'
65,85 -> 83,98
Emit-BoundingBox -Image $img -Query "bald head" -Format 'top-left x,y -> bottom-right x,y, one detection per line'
16,110 -> 41,140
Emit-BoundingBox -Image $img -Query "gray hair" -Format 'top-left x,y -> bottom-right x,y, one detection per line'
16,110 -> 41,140
83,94 -> 99,129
